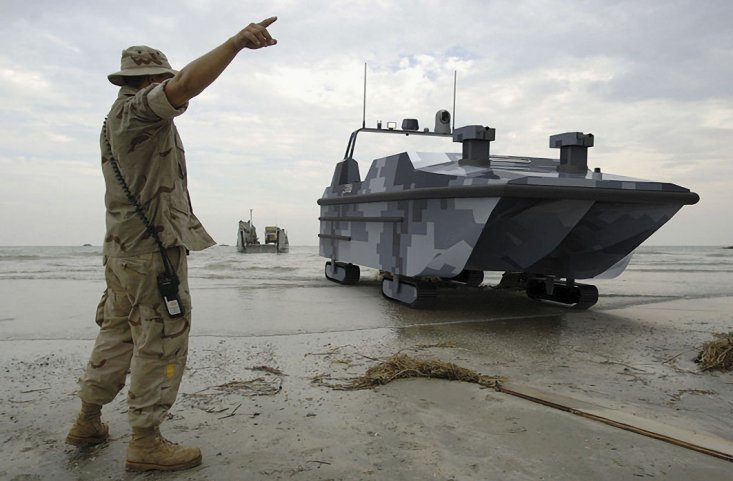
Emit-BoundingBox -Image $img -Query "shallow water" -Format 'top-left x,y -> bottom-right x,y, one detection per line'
2,244 -> 731,297
1,245 -> 732,341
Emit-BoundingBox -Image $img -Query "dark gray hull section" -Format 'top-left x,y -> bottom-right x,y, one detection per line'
465,199 -> 683,278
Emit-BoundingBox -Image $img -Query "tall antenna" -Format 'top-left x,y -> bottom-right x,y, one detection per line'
452,70 -> 457,133
362,62 -> 367,128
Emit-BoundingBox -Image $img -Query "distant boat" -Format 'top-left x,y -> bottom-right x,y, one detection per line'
236,214 -> 289,254
82,243 -> 93,247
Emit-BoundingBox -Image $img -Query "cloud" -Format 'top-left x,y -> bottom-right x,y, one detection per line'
0,0 -> 732,246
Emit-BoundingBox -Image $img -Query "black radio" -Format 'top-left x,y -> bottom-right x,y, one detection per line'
157,272 -> 185,318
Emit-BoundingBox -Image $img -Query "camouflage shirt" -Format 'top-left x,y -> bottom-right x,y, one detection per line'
101,79 -> 215,257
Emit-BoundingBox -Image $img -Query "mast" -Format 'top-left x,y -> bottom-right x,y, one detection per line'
452,70 -> 457,133
362,62 -> 367,128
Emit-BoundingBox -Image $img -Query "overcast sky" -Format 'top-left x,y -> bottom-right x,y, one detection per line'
1,0 -> 731,246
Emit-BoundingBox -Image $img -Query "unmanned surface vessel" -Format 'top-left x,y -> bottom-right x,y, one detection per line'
317,112 -> 699,308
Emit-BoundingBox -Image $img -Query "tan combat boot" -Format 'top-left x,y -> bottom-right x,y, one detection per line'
65,401 -> 109,446
126,426 -> 202,472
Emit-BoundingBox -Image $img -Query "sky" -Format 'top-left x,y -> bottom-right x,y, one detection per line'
1,0 -> 731,246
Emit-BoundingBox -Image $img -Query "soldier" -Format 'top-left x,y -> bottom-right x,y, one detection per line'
65,17 -> 278,472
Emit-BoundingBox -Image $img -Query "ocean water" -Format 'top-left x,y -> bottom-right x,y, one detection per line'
1,244 -> 732,309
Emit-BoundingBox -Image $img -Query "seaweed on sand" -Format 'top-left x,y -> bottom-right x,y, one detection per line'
321,353 -> 506,390
696,332 -> 733,371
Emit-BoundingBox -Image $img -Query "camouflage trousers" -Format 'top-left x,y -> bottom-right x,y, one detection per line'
78,247 -> 191,429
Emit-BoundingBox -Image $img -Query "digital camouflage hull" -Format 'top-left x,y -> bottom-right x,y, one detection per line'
318,123 -> 699,308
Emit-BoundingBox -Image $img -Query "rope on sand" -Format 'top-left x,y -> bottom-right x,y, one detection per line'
321,352 -> 733,463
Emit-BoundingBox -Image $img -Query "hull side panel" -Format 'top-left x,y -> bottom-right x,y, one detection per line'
319,197 -> 498,277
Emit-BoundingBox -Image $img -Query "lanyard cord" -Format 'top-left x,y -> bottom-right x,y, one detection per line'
102,117 -> 176,276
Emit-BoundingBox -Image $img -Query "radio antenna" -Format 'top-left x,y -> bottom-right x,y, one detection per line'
362,62 -> 367,128
452,70 -> 457,133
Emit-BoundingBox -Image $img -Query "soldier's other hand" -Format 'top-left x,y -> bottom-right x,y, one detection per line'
234,17 -> 278,50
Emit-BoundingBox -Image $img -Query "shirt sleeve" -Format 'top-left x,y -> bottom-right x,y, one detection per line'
146,79 -> 188,120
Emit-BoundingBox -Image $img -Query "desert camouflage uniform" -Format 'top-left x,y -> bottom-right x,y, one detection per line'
78,80 -> 214,429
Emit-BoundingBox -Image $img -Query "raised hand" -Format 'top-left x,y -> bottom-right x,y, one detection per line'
233,17 -> 278,50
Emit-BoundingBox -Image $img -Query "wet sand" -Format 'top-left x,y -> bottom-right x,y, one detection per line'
1,279 -> 732,480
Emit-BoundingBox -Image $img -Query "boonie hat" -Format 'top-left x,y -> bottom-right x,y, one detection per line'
107,45 -> 177,86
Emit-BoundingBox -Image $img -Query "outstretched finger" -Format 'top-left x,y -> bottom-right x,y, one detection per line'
259,16 -> 277,28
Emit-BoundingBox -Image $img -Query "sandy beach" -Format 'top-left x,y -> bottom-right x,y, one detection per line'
1,267 -> 732,481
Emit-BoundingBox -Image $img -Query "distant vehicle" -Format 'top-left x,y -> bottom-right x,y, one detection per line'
317,112 -> 699,309
264,226 -> 281,245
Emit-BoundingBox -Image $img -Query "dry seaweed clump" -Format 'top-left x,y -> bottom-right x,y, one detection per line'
696,332 -> 733,371
336,353 -> 506,390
